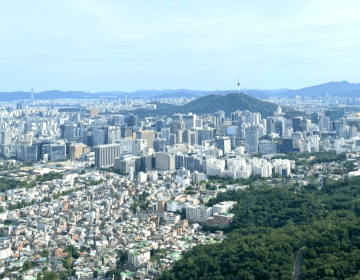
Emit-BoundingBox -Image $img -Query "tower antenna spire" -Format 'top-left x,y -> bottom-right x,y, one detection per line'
237,76 -> 240,93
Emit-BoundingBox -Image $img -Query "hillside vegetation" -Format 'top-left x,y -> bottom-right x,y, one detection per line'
129,93 -> 303,118
158,176 -> 360,280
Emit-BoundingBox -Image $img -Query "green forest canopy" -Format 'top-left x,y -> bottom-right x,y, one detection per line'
158,176 -> 360,280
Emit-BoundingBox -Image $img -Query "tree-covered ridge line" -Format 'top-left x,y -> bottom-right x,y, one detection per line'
0,172 -> 64,192
158,176 -> 360,280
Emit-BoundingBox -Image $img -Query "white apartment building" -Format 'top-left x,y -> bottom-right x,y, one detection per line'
186,205 -> 213,222
213,201 -> 237,214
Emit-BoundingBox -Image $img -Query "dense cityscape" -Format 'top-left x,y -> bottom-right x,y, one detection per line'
0,87 -> 360,279
2,0 -> 360,279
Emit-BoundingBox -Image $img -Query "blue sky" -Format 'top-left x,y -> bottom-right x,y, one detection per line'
0,0 -> 359,92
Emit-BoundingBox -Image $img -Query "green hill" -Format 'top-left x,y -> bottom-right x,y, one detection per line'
124,93 -> 303,118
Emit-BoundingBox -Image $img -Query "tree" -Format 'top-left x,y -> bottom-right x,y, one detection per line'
23,260 -> 33,271
63,245 -> 80,259
43,271 -> 58,280
41,249 -> 49,258
105,270 -> 121,280
59,272 -> 68,280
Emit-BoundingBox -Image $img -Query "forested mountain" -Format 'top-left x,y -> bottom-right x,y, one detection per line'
128,93 -> 303,118
158,176 -> 360,280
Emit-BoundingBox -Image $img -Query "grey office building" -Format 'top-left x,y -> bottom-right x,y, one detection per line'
245,126 -> 259,154
95,144 -> 121,168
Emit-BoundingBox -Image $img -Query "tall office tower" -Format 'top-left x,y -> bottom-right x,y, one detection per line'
311,135 -> 320,152
311,113 -> 319,124
2,131 -> 11,145
31,87 -> 34,103
95,144 -> 121,168
245,126 -> 259,154
156,120 -> 165,132
182,129 -> 191,144
136,130 -> 155,150
155,153 -> 175,171
172,114 -> 183,122
127,114 -> 139,127
281,138 -> 294,153
129,167 -> 134,181
216,136 -> 232,154
301,119 -> 312,134
170,121 -> 185,134
175,129 -> 183,144
197,128 -> 214,145
106,126 -> 121,144
91,126 -> 106,146
237,76 -> 240,93
251,113 -> 261,126
320,116 -> 331,132
214,111 -> 225,125
350,126 -> 358,138
284,119 -> 293,132
42,142 -> 66,161
325,110 -> 339,121
60,124 -> 79,140
292,117 -> 303,132
339,125 -> 350,139
269,117 -> 284,136
17,144 -> 38,162
231,111 -> 242,122
183,113 -> 196,129
161,128 -> 170,140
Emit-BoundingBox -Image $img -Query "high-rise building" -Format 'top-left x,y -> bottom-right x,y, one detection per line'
197,128 -> 214,145
292,117 -> 303,132
161,128 -> 170,140
31,87 -> 34,103
186,205 -> 213,223
89,109 -> 98,117
69,143 -> 88,159
183,113 -> 196,129
42,142 -> 66,161
325,110 -> 339,121
95,144 -> 121,168
216,136 -> 231,154
320,116 -> 331,132
127,115 -> 139,127
136,130 -> 155,150
1,131 -> 11,145
155,153 -> 175,171
17,144 -> 38,162
245,126 -> 259,154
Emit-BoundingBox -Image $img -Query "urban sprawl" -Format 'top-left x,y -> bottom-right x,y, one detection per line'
0,93 -> 359,280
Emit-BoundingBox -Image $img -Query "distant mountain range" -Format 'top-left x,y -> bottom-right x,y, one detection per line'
0,81 -> 359,102
121,93 -> 304,118
276,81 -> 360,98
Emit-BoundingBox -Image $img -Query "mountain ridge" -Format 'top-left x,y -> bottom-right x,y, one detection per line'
1,81 -> 360,102
120,92 -> 303,118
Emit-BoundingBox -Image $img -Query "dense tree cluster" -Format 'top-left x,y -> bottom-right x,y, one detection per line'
0,177 -> 36,192
158,176 -> 360,280
273,151 -> 347,166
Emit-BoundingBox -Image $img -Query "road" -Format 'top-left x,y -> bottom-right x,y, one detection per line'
294,250 -> 302,280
